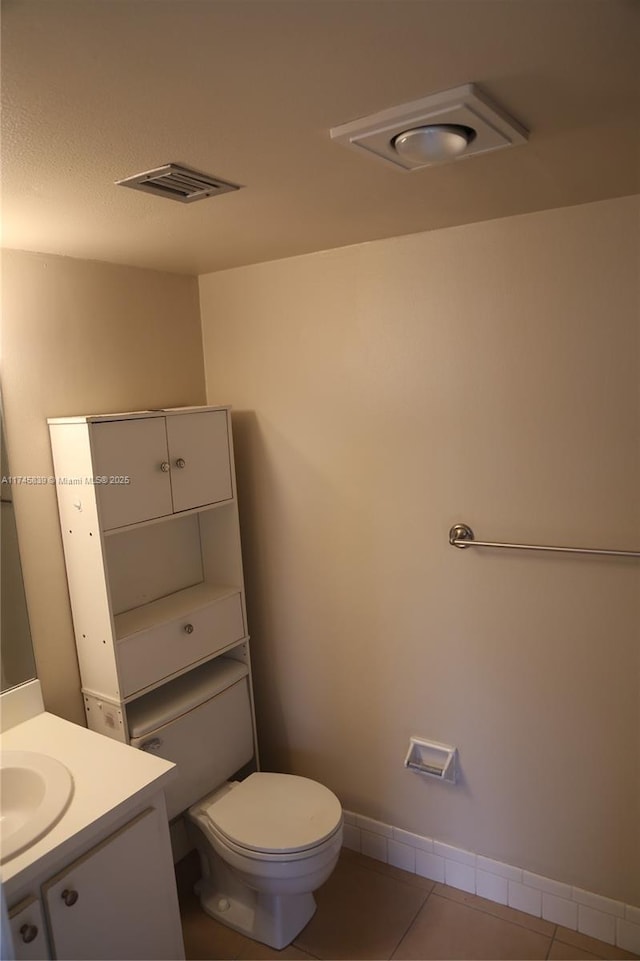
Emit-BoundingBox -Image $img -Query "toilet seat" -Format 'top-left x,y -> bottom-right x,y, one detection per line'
202,817 -> 343,864
199,772 -> 343,858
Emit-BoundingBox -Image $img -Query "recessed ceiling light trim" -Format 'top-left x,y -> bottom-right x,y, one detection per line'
330,83 -> 528,171
116,164 -> 243,203
393,124 -> 476,164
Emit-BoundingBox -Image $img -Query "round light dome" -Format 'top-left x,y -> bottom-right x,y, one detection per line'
392,124 -> 475,165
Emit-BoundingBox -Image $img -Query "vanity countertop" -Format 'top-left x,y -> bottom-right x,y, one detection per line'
1,711 -> 175,894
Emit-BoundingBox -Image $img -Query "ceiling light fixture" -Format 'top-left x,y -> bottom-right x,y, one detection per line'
330,84 -> 528,171
392,124 -> 476,165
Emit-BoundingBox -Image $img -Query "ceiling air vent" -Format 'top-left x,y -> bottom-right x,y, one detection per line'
116,164 -> 242,203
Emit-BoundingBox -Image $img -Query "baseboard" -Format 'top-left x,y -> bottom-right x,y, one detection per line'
342,811 -> 640,955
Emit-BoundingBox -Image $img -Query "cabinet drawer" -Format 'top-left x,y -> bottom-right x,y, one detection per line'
118,592 -> 244,696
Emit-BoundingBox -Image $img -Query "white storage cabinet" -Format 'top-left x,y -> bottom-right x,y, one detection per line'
7,802 -> 184,961
48,406 -> 257,753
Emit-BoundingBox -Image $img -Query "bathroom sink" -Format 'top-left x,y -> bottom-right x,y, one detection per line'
0,750 -> 74,863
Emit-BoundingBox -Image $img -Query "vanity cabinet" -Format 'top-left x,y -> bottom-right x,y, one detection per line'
48,406 -> 256,753
42,807 -> 181,960
2,711 -> 184,961
8,896 -> 50,961
7,802 -> 183,961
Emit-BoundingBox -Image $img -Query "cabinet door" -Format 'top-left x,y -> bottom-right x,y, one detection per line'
8,897 -> 51,961
42,808 -> 184,960
166,410 -> 232,512
91,418 -> 173,529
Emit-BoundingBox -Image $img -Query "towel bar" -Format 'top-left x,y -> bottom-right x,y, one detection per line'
449,523 -> 640,559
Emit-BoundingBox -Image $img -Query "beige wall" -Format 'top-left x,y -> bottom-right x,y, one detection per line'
1,200 -> 637,904
199,196 -> 640,904
1,250 -> 205,723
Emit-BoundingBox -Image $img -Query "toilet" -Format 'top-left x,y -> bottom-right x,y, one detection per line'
128,656 -> 343,950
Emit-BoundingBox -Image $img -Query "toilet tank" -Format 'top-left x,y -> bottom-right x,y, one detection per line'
128,657 -> 255,819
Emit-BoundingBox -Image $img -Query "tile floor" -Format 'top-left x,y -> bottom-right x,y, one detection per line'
177,849 -> 640,961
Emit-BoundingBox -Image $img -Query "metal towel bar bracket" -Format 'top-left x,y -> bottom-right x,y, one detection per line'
449,523 -> 640,559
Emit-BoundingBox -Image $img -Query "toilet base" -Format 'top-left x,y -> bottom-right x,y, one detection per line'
195,867 -> 316,950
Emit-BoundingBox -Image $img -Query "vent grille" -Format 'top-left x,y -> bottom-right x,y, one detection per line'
116,164 -> 242,203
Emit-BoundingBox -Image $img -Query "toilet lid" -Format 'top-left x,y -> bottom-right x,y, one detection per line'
205,772 -> 342,854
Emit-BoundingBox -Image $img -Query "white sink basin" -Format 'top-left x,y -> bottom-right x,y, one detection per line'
0,750 -> 74,863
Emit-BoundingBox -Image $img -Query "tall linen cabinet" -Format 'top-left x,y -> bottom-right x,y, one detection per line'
48,406 -> 257,758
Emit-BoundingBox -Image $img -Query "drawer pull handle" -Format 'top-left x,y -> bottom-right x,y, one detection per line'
160,461 -> 170,473
176,458 -> 186,469
184,623 -> 194,634
20,924 -> 38,943
61,889 -> 79,907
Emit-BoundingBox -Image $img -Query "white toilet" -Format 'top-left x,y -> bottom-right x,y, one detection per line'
128,656 -> 343,950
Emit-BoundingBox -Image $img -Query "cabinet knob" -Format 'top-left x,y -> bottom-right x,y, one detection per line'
184,623 -> 194,634
61,888 -> 79,907
20,924 -> 38,944
175,458 -> 186,469
160,461 -> 170,473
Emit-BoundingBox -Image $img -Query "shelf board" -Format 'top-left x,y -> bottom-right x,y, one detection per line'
114,582 -> 240,641
102,497 -> 235,537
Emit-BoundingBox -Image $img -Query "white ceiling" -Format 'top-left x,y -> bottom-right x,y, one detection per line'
2,0 -> 639,276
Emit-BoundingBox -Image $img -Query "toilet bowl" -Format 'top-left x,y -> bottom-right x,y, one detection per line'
188,772 -> 343,949
128,658 -> 344,949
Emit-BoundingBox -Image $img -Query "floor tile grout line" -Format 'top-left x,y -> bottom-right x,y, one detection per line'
290,938 -> 322,960
387,883 -> 435,960
344,853 -> 633,954
346,853 -> 558,940
548,933 -> 640,961
386,890 -> 558,961
544,924 -> 559,960
432,885 -> 558,938
344,851 -> 435,893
